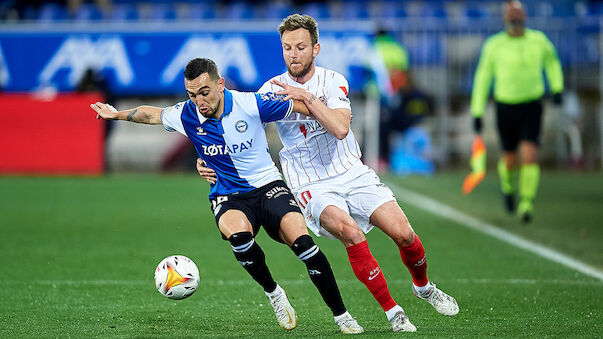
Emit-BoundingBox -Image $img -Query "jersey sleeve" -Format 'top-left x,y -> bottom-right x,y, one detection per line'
540,33 -> 564,94
326,72 -> 352,110
161,101 -> 187,135
470,37 -> 495,118
255,92 -> 293,123
257,79 -> 275,94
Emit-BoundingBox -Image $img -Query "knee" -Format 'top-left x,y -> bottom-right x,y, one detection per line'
228,231 -> 255,253
291,234 -> 319,259
391,221 -> 416,246
279,212 -> 309,246
333,221 -> 366,247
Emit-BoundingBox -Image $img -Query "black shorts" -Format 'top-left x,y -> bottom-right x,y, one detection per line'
209,180 -> 302,242
496,99 -> 543,151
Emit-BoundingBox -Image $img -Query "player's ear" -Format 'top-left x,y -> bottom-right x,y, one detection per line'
218,78 -> 225,91
313,43 -> 320,58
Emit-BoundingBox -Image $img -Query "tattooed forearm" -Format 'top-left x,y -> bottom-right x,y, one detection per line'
138,112 -> 153,124
121,106 -> 162,125
126,108 -> 155,124
126,109 -> 137,121
308,94 -> 316,104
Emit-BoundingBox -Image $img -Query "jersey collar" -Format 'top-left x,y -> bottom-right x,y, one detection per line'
287,66 -> 319,86
195,88 -> 233,123
222,88 -> 233,117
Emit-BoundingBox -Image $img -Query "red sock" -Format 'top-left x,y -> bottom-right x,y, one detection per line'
346,241 -> 397,312
399,234 -> 429,286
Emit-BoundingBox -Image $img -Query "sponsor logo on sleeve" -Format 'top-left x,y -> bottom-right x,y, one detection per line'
260,92 -> 286,102
339,86 -> 348,96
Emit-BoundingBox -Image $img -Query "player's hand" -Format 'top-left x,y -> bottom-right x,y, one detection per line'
90,102 -> 118,120
270,79 -> 311,102
196,158 -> 217,184
473,116 -> 483,134
552,92 -> 563,106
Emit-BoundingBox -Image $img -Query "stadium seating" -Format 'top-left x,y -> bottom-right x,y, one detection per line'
6,1 -> 596,23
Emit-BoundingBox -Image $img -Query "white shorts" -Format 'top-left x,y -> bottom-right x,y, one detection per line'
292,164 -> 396,239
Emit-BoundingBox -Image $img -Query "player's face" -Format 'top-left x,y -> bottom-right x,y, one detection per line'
281,28 -> 320,79
185,73 -> 224,119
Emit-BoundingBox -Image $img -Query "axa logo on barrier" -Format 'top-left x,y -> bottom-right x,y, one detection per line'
161,36 -> 257,86
317,36 -> 373,78
26,32 -> 371,92
39,36 -> 134,87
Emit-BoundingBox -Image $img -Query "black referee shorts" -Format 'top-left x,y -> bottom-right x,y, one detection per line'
209,180 -> 302,242
496,99 -> 543,151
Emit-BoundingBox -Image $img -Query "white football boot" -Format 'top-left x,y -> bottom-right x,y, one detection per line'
266,285 -> 297,330
390,311 -> 417,332
412,283 -> 459,316
334,311 -> 364,334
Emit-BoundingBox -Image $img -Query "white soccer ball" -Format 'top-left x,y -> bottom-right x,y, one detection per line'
154,255 -> 200,300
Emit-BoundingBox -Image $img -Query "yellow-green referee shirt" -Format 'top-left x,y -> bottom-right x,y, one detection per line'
470,28 -> 564,118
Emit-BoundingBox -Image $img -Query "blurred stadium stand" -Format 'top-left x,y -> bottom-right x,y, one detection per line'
1,1 -> 601,22
0,0 -> 601,173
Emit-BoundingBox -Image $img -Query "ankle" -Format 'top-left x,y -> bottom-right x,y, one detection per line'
413,282 -> 433,296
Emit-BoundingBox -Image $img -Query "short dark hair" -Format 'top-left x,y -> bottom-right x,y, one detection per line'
183,58 -> 220,81
278,14 -> 319,45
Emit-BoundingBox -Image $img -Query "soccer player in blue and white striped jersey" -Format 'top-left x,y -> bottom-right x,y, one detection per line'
90,57 -> 363,334
197,15 -> 459,333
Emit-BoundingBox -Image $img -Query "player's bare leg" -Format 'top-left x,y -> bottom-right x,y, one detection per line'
371,201 -> 459,317
219,211 -> 297,330
320,206 -> 411,331
279,212 -> 363,334
518,141 -> 540,223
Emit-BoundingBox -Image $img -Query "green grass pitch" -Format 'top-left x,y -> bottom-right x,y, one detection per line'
0,173 -> 601,337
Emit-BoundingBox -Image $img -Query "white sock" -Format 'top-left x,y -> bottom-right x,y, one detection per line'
413,282 -> 433,296
265,284 -> 281,297
334,311 -> 350,323
385,305 -> 404,321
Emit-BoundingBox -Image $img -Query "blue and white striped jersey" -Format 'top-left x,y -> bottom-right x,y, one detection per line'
161,88 -> 293,199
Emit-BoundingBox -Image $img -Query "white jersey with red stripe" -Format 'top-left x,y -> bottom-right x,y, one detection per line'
258,66 -> 362,189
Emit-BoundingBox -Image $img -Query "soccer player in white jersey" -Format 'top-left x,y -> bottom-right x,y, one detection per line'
90,57 -> 363,334
195,14 -> 459,332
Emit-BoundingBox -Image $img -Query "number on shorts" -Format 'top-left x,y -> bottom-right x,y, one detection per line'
211,196 -> 228,210
297,190 -> 312,209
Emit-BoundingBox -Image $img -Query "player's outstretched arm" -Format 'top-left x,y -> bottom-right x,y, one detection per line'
90,102 -> 163,125
271,79 -> 350,139
196,158 -> 217,184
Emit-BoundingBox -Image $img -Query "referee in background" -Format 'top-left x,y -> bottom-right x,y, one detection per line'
470,0 -> 563,222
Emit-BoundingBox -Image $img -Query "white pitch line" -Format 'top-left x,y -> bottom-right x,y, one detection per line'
385,181 -> 603,282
